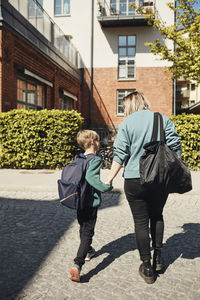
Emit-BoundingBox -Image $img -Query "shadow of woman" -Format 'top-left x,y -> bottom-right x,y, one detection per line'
161,223 -> 200,274
81,233 -> 137,282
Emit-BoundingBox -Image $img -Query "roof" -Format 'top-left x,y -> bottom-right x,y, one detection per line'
188,101 -> 200,114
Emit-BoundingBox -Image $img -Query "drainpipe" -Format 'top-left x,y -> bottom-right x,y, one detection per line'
173,0 -> 177,115
89,0 -> 94,128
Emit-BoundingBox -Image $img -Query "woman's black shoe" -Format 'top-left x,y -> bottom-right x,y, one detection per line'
153,249 -> 164,272
139,261 -> 155,284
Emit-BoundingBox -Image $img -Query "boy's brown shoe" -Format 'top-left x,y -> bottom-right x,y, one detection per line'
70,264 -> 81,282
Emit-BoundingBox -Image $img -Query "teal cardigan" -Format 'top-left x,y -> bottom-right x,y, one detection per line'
85,156 -> 112,207
113,110 -> 182,179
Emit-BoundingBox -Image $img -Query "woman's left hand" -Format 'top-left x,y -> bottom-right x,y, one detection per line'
106,178 -> 113,185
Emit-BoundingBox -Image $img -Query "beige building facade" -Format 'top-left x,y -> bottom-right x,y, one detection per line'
1,0 -> 176,131
43,0 -> 175,129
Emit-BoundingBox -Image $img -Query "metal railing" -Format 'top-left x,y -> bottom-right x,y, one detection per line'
98,0 -> 155,17
176,89 -> 190,99
8,0 -> 83,68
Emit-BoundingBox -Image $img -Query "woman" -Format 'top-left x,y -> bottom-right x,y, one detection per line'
107,91 -> 182,284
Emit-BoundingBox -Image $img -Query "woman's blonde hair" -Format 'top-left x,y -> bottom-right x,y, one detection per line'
77,130 -> 100,150
123,91 -> 150,116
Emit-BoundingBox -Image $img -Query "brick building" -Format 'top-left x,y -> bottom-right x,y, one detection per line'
0,0 -> 82,113
0,0 -> 174,132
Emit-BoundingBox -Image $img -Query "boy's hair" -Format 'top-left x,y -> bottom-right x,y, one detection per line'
77,130 -> 100,150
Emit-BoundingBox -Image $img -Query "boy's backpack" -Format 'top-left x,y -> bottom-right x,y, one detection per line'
58,153 -> 95,209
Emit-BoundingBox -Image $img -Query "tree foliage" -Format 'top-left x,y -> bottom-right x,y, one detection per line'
133,0 -> 200,82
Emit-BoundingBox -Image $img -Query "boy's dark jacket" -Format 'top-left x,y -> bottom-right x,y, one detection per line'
80,153 -> 112,208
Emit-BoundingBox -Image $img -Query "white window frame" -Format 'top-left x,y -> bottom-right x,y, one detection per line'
118,35 -> 136,80
110,0 -> 135,16
54,0 -> 70,16
117,90 -> 135,116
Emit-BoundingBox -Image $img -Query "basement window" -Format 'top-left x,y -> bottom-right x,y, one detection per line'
17,78 -> 45,110
59,89 -> 76,110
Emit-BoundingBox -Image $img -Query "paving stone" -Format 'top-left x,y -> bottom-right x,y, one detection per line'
0,172 -> 200,299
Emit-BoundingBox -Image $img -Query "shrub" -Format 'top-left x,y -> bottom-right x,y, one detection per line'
170,114 -> 200,170
0,109 -> 83,169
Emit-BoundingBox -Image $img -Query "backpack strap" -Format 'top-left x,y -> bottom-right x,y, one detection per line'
78,153 -> 96,177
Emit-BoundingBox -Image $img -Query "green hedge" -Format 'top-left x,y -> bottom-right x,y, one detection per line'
170,114 -> 200,170
0,109 -> 83,169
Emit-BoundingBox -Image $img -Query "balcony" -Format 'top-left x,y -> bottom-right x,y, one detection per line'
176,88 -> 190,99
6,0 -> 83,72
97,0 -> 155,27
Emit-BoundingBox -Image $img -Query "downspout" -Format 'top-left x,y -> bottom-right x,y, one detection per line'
173,0 -> 177,115
89,0 -> 94,128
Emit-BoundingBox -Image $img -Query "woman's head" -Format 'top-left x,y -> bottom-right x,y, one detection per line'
123,91 -> 150,116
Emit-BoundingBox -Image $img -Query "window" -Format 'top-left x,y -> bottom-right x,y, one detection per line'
55,0 -> 70,16
28,0 -> 43,17
59,95 -> 74,110
191,83 -> 196,90
17,78 -> 45,110
189,100 -> 195,106
110,0 -> 135,15
118,35 -> 136,79
117,90 -> 135,115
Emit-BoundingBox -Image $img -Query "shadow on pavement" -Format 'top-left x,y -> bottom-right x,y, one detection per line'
100,190 -> 122,210
161,223 -> 200,274
0,191 -> 121,300
81,233 -> 137,283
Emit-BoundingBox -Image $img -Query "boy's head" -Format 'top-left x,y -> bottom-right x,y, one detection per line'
77,130 -> 100,151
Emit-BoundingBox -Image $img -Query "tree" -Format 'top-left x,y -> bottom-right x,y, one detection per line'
134,0 -> 200,82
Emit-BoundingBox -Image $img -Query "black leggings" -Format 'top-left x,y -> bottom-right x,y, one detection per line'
124,179 -> 168,261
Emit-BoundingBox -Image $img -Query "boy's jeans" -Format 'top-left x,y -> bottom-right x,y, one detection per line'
74,206 -> 98,268
124,178 -> 168,262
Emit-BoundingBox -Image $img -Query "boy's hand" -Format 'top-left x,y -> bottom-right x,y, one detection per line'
107,184 -> 113,191
104,183 -> 113,192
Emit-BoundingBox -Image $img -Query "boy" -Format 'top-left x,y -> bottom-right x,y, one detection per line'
70,130 -> 112,282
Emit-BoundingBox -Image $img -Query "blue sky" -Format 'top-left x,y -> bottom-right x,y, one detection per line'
193,0 -> 200,10
177,0 -> 200,10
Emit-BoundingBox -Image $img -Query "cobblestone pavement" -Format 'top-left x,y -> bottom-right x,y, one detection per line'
0,171 -> 200,300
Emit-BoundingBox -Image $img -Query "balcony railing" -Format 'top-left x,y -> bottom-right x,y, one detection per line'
98,0 -> 155,26
176,89 -> 190,99
8,0 -> 83,68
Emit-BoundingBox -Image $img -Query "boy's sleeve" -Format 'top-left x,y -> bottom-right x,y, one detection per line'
85,157 -> 113,192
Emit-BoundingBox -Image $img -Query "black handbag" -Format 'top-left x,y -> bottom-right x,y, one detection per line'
140,112 -> 192,194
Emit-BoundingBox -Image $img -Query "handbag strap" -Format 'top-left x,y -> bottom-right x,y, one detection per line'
151,112 -> 165,142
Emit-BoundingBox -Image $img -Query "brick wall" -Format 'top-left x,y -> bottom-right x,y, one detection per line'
0,27 -> 81,112
0,27 -> 173,130
82,67 -> 173,129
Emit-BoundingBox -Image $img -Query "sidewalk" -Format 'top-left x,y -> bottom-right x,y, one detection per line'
0,168 -> 199,193
0,169 -> 199,300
